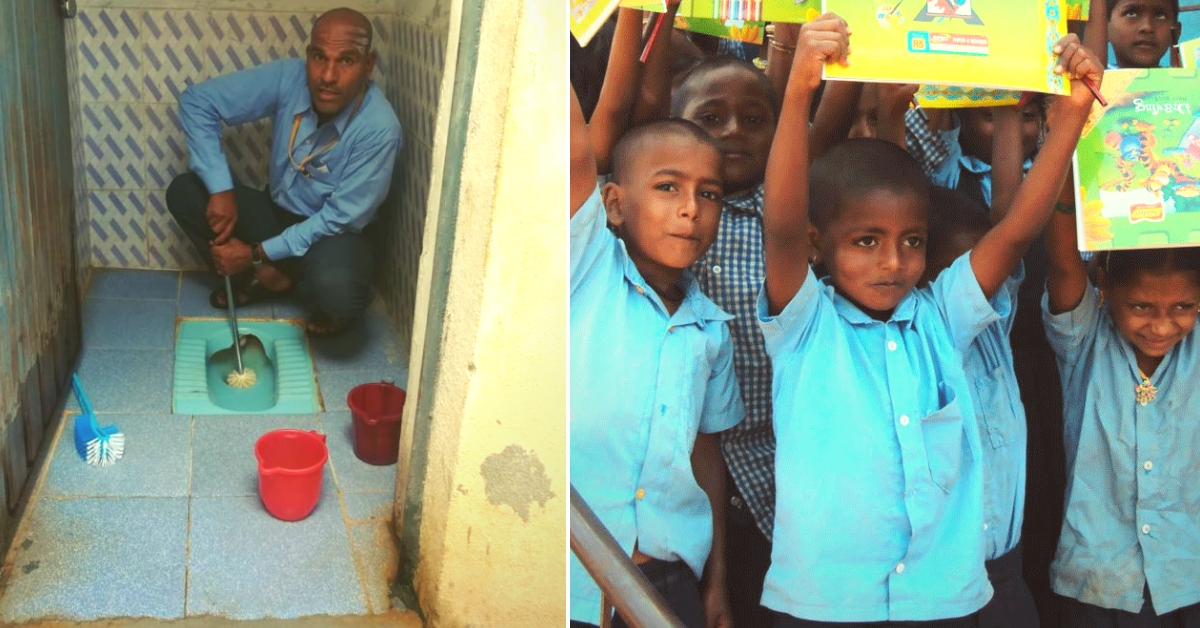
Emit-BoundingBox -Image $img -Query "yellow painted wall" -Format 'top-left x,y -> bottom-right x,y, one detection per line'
409,0 -> 565,626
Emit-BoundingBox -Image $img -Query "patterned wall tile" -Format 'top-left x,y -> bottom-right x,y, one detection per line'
146,190 -> 204,270
143,105 -> 189,189
76,9 -> 143,102
80,102 -> 149,191
222,119 -> 274,191
89,191 -> 148,268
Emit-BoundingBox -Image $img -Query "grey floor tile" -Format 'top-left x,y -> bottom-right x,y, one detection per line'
317,369 -> 408,413
309,310 -> 408,374
83,297 -> 178,350
324,411 -> 398,493
69,348 -> 174,414
179,272 -> 274,319
342,492 -> 393,522
187,496 -> 366,619
87,268 -> 179,301
349,522 -> 398,614
43,414 -> 190,498
0,497 -> 187,623
190,414 -> 333,497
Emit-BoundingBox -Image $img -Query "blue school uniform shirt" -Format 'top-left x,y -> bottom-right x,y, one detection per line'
691,185 -> 776,539
179,59 -> 403,261
963,265 -> 1027,560
759,253 -> 1000,622
570,186 -> 745,624
1044,284 -> 1200,615
903,109 -> 1033,208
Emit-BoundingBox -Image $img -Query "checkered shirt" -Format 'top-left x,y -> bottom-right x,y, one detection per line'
904,107 -> 953,178
691,185 -> 775,539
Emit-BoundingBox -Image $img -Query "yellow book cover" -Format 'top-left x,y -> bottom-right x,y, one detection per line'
822,0 -> 1070,96
1180,37 -> 1200,70
572,0 -> 626,47
622,0 -> 819,23
915,84 -> 1020,108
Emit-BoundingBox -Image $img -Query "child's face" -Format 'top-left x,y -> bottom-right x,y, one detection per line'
605,136 -> 724,278
812,189 -> 928,319
1104,270 -> 1200,370
1108,0 -> 1179,69
958,104 -> 1042,163
678,66 -> 777,195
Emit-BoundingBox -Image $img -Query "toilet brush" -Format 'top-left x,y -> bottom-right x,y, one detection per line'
224,275 -> 258,389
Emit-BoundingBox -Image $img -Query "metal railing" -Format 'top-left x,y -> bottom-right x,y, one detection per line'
570,485 -> 686,628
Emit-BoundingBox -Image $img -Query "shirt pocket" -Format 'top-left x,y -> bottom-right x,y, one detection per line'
922,383 -> 966,493
974,364 -> 1019,450
293,161 -> 337,209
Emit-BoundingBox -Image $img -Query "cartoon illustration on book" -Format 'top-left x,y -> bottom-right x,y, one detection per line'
914,0 -> 983,25
1074,69 -> 1200,250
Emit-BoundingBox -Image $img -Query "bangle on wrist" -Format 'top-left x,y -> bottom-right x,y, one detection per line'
769,40 -> 796,54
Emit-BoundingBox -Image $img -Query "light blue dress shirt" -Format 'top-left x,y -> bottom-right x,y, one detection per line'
963,265 -> 1026,560
759,253 -> 999,622
925,118 -> 1035,209
1044,284 -> 1200,615
570,187 -> 745,624
178,59 -> 402,261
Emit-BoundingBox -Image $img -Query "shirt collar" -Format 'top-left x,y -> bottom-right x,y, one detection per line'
617,239 -> 733,327
723,185 -> 764,217
292,82 -> 374,136
821,277 -> 918,328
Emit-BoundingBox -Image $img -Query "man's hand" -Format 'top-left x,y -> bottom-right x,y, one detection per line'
207,190 -> 239,245
210,237 -> 252,276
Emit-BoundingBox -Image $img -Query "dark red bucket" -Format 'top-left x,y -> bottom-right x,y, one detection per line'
254,429 -> 327,521
347,382 -> 406,466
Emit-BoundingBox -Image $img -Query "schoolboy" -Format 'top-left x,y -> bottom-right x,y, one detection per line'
1092,0 -> 1181,68
672,54 -> 781,628
758,13 -> 1101,626
569,88 -> 744,628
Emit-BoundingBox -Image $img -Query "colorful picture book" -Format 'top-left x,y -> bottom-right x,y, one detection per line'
1073,69 -> 1200,251
571,0 -> 624,46
621,0 -> 818,23
915,85 -> 1020,108
1180,37 -> 1200,70
822,0 -> 1069,96
674,16 -> 765,43
1064,0 -> 1089,20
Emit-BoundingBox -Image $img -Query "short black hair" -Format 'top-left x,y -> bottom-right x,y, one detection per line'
670,56 -> 781,118
1096,247 -> 1200,288
808,139 -> 930,229
927,187 -> 991,245
610,119 -> 722,185
1106,0 -> 1179,19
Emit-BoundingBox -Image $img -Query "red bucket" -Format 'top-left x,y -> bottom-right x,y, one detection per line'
255,429 -> 328,521
347,382 -> 406,466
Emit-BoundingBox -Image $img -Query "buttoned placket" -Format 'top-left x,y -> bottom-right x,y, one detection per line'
882,321 -> 926,600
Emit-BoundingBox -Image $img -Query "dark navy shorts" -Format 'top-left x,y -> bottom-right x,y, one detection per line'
1062,584 -> 1200,628
571,558 -> 705,628
979,543 -> 1039,627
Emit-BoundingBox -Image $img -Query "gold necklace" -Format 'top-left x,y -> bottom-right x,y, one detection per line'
1135,367 -> 1158,406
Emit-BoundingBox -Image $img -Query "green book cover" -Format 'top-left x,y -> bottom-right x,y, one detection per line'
1073,68 -> 1200,251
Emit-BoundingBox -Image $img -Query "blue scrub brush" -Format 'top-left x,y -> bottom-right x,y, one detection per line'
71,374 -> 125,466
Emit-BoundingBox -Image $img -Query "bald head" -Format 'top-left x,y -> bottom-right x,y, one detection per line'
312,8 -> 373,54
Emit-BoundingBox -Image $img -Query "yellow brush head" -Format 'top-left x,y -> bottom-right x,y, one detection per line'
225,368 -> 258,389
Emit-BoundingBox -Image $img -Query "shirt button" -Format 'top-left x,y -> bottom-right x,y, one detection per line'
983,523 -> 989,531
899,415 -> 910,426
636,488 -> 646,500
1144,460 -> 1153,471
887,341 -> 898,351
712,264 -> 722,274
635,286 -> 645,295
895,562 -> 905,574
1142,524 -> 1151,534
668,326 -> 675,332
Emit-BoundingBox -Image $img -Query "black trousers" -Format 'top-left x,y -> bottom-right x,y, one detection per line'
165,172 -> 375,326
726,474 -> 774,628
772,611 -> 979,627
571,558 -> 705,628
980,543 -> 1039,627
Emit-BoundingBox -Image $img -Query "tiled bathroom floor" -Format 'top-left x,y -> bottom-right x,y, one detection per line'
0,269 -> 410,623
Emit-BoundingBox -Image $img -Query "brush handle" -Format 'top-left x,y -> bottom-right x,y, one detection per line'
225,275 -> 244,374
71,373 -> 95,417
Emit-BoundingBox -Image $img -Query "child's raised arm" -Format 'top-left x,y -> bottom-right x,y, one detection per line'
762,14 -> 850,315
1045,202 -> 1089,313
875,83 -> 920,150
967,35 -> 1100,299
808,80 -> 863,161
988,106 -> 1025,223
630,2 -> 682,125
588,8 -> 646,174
1083,0 -> 1110,68
572,86 -> 598,216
